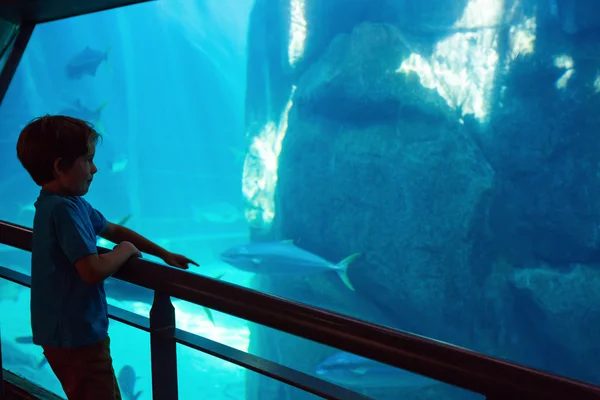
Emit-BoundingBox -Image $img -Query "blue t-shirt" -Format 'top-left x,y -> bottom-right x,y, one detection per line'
30,189 -> 108,348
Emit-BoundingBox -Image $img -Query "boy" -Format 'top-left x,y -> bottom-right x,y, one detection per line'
16,115 -> 199,400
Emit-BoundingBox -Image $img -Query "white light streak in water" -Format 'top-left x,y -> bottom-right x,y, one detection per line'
242,86 -> 296,227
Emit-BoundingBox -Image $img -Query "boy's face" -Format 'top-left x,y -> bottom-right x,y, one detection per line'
54,142 -> 98,196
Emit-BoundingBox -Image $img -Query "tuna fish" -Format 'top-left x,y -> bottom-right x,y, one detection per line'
65,46 -> 110,79
219,240 -> 359,291
315,351 -> 440,389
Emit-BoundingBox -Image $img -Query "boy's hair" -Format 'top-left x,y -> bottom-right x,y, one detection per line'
16,115 -> 102,186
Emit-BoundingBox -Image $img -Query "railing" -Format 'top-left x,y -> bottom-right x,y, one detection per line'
1,219 -> 600,400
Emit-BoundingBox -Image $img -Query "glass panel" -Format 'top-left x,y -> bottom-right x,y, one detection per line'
177,343 -> 325,400
239,0 -> 600,391
310,350 -> 482,400
0,244 -> 31,276
0,280 -> 64,397
0,0 -> 255,321
253,322 -> 482,399
0,288 -> 153,400
108,320 -> 152,400
0,0 -> 596,397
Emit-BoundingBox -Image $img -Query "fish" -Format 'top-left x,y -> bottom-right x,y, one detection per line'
219,241 -> 359,291
18,203 -> 35,214
104,278 -> 154,304
58,99 -> 108,128
14,336 -> 34,344
117,365 -> 143,400
315,351 -> 440,389
110,157 -> 129,173
12,336 -> 48,368
549,0 -> 558,18
192,202 -> 243,224
65,46 -> 111,79
200,273 -> 225,326
116,214 -> 132,226
97,214 -> 132,248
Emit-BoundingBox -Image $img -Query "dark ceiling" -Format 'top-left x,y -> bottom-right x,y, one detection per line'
0,0 -> 152,24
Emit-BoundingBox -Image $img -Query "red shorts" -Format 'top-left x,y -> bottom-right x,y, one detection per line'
42,336 -> 121,400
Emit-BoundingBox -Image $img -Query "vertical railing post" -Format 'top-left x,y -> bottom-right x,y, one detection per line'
149,292 -> 178,400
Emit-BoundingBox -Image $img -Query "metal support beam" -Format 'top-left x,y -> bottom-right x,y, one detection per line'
0,0 -> 154,25
0,22 -> 33,107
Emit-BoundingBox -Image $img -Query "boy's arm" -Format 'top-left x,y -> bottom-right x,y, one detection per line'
53,202 -> 140,285
100,222 -> 199,269
76,242 -> 140,284
100,222 -> 168,259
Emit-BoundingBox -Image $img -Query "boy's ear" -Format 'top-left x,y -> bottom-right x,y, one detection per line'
53,158 -> 66,176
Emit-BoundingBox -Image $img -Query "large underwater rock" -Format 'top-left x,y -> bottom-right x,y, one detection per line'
275,107 -> 494,341
481,16 -> 600,267
509,264 -> 600,383
464,6 -> 600,385
243,0 -> 600,398
247,21 -> 495,400
295,23 -> 452,122
285,20 -> 495,346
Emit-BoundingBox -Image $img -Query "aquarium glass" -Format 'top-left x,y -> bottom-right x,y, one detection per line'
1,0 -> 600,399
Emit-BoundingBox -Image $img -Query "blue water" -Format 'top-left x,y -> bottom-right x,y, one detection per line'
2,0 -> 600,399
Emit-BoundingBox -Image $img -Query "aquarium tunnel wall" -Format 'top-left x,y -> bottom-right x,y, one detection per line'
1,0 -> 600,399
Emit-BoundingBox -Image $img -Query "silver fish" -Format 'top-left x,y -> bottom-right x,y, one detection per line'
220,240 -> 359,291
316,351 -> 440,389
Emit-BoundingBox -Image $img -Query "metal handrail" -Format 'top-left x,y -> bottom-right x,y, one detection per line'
0,265 -> 369,400
2,219 -> 600,399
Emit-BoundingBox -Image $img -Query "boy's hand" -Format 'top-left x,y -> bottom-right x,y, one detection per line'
116,241 -> 142,258
161,252 -> 199,270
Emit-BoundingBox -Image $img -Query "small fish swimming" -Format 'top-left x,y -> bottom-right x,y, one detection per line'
116,214 -> 132,226
201,273 -> 225,326
315,351 -> 440,389
14,336 -> 34,344
118,365 -> 143,400
13,336 -> 48,368
192,202 -> 242,224
58,99 -> 108,128
17,203 -> 35,216
65,46 -> 110,79
110,157 -> 129,173
549,0 -> 558,18
220,241 -> 359,291
97,214 -> 132,248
